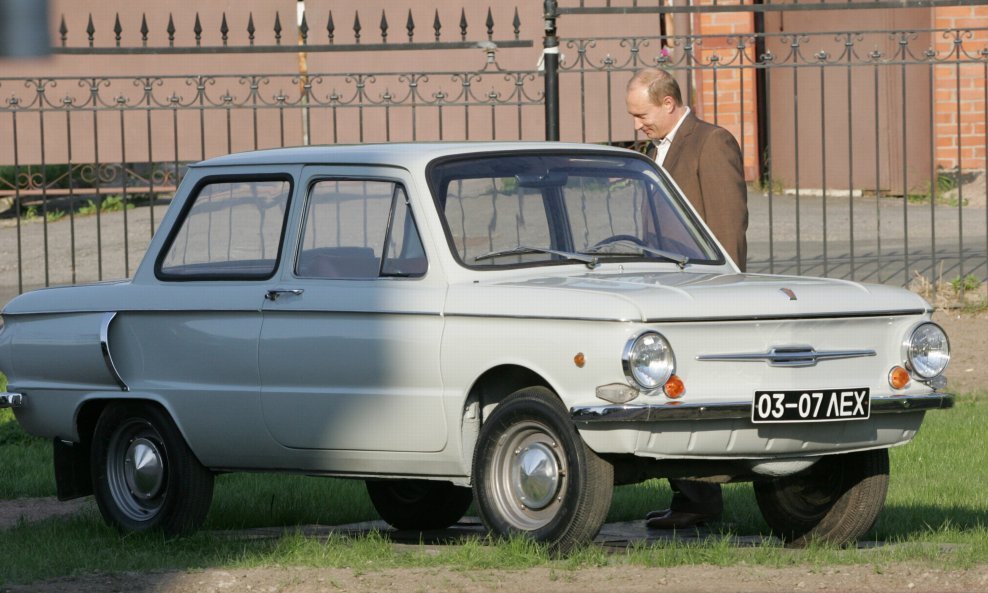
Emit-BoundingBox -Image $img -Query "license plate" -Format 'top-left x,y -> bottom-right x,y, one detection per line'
752,388 -> 870,423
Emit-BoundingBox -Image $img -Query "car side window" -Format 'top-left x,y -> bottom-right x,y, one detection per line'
158,178 -> 292,279
296,180 -> 426,279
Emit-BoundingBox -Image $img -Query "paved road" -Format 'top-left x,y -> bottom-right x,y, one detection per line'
1,190 -> 985,306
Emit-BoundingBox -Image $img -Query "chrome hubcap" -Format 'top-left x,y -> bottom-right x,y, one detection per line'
124,437 -> 164,500
488,420 -> 569,530
511,442 -> 559,510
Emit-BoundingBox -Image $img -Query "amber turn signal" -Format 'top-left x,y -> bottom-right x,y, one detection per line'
663,374 -> 685,399
574,352 -> 586,368
889,365 -> 911,390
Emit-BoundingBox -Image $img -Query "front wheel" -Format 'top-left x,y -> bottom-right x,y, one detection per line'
366,479 -> 473,531
754,448 -> 889,547
91,402 -> 214,536
473,387 -> 613,554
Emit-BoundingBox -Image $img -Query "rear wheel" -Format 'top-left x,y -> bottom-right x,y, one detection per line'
366,479 -> 473,531
91,402 -> 214,536
754,449 -> 889,547
473,387 -> 613,554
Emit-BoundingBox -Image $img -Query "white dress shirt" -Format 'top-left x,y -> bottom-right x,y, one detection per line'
653,107 -> 691,166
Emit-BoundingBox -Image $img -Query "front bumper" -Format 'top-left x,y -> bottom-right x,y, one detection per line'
571,393 -> 954,425
0,392 -> 24,409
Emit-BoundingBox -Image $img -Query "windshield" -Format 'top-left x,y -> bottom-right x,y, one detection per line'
428,152 -> 722,269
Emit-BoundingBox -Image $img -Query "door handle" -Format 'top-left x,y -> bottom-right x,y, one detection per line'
265,288 -> 304,301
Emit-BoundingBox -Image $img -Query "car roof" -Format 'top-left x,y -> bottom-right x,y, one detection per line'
191,142 -> 637,169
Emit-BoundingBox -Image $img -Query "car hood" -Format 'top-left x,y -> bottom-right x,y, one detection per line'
444,270 -> 930,322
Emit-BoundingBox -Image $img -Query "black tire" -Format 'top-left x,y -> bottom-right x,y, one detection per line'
754,448 -> 890,547
366,479 -> 473,531
91,402 -> 214,536
472,387 -> 613,554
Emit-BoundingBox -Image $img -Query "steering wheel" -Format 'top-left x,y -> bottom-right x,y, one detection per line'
592,234 -> 648,250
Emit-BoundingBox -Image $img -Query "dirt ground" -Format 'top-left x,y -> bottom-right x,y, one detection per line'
5,564 -> 988,593
931,308 -> 988,395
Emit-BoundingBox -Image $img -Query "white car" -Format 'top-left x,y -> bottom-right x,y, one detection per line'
0,142 -> 952,552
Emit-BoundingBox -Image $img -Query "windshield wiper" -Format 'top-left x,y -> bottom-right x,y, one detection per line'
474,245 -> 599,269
585,239 -> 689,269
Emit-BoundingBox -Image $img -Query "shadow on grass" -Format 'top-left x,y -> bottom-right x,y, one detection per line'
876,503 -> 988,539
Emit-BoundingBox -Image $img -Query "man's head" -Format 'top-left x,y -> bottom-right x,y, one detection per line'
625,68 -> 686,141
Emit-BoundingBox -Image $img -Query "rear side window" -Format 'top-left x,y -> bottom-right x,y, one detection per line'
158,178 -> 292,279
296,179 -> 426,279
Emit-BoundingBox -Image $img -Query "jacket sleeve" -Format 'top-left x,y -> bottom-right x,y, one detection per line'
696,128 -> 748,271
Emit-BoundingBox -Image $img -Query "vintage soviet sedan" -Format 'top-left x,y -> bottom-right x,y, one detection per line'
0,143 -> 952,552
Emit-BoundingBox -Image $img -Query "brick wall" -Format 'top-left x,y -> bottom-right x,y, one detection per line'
692,11 -> 759,181
933,6 -> 988,172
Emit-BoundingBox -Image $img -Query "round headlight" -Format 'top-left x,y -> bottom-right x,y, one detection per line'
903,322 -> 950,379
623,332 -> 675,391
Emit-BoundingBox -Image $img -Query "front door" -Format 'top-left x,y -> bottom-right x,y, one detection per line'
259,169 -> 448,452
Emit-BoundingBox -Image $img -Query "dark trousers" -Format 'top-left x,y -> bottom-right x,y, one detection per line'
669,479 -> 723,516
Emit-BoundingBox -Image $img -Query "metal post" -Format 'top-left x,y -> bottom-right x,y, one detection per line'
754,6 -> 769,186
543,0 -> 560,141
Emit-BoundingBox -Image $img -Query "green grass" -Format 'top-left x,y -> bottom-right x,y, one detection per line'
905,170 -> 967,208
0,409 -> 53,498
950,273 -> 982,293
1,395 -> 986,585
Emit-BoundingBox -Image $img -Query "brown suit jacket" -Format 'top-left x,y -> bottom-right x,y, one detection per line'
647,113 -> 748,271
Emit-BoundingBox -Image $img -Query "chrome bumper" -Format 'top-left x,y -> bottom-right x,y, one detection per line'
571,393 -> 954,425
0,392 -> 24,409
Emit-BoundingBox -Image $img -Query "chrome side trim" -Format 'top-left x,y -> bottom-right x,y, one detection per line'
696,346 -> 876,368
100,312 -> 129,392
0,392 -> 24,408
570,393 -> 954,424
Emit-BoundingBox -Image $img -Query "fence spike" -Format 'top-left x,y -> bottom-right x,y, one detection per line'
194,13 -> 202,46
220,13 -> 229,45
86,14 -> 95,47
460,8 -> 467,41
274,11 -> 282,44
167,14 -> 175,46
300,10 -> 309,43
486,7 -> 494,40
406,9 -> 414,42
114,14 -> 122,46
434,9 -> 441,42
380,10 -> 388,43
327,10 -> 335,43
59,14 -> 68,46
140,14 -> 149,45
513,7 -> 521,40
353,11 -> 361,43
248,12 -> 256,45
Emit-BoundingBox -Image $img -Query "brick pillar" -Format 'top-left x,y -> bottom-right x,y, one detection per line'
933,6 -> 988,172
692,10 -> 759,181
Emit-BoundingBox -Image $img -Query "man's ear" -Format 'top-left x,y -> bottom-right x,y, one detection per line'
662,95 -> 676,112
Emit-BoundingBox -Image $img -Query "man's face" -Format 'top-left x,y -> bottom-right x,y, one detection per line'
626,84 -> 676,140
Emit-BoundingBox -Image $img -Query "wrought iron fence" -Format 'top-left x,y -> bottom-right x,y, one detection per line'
0,5 -> 539,304
1,1 -> 988,304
